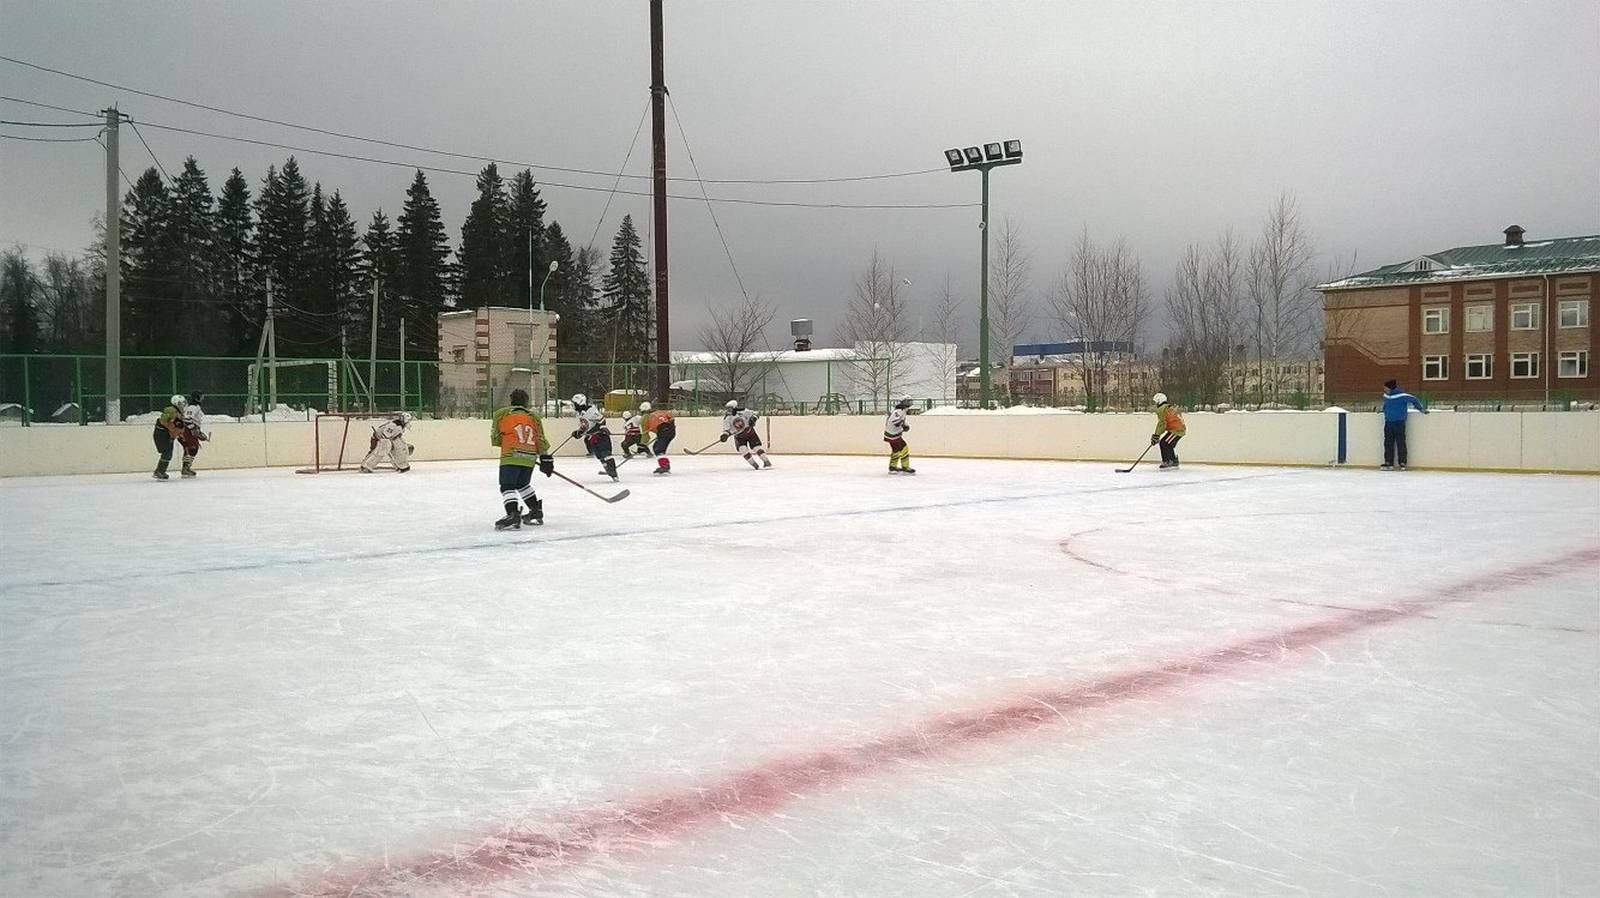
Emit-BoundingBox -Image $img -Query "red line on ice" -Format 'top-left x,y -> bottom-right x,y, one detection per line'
261,545 -> 1600,898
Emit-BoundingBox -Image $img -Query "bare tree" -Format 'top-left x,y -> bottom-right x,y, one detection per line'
1247,192 -> 1318,404
988,218 -> 1032,403
696,293 -> 778,402
1047,229 -> 1149,410
1164,230 -> 1245,404
920,273 -> 964,403
833,250 -> 912,408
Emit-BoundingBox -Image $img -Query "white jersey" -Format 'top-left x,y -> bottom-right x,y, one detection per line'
575,406 -> 608,436
372,418 -> 407,441
722,409 -> 758,435
182,404 -> 206,432
884,407 -> 910,438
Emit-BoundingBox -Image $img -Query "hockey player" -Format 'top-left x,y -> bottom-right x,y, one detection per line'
177,391 -> 211,478
883,396 -> 915,474
640,401 -> 675,475
1151,392 -> 1186,469
571,393 -> 618,481
619,409 -> 651,458
491,388 -> 555,530
360,411 -> 413,473
719,399 -> 771,469
152,394 -> 187,480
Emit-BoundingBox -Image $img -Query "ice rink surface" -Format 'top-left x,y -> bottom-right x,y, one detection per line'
2,455 -> 1597,897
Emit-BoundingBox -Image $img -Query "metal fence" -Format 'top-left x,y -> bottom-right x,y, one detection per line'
0,353 -> 916,424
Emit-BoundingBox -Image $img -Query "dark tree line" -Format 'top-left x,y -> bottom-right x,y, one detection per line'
1,157 -> 655,381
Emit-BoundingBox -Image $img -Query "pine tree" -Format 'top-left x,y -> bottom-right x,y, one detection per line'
361,210 -> 401,352
255,157 -> 313,349
322,191 -> 363,358
394,170 -> 451,375
167,157 -> 219,353
121,167 -> 177,353
504,170 -> 548,310
601,215 -> 652,365
457,163 -> 509,308
214,167 -> 258,353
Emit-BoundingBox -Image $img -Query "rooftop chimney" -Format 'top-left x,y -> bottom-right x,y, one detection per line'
1504,224 -> 1525,247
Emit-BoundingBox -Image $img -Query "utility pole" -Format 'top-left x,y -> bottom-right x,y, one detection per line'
650,0 -> 671,403
266,277 -> 278,409
369,277 -> 379,413
102,106 -> 122,424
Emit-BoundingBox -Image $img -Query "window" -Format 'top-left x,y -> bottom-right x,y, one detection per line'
1510,352 -> 1540,378
1423,307 -> 1449,335
1465,304 -> 1493,333
1559,300 -> 1590,328
1423,355 -> 1448,381
451,347 -> 466,363
1558,351 -> 1589,378
1465,354 -> 1492,379
1511,302 -> 1540,330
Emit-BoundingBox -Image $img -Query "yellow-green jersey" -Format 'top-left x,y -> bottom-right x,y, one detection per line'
491,406 -> 549,467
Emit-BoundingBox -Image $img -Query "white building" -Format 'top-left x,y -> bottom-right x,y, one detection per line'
670,342 -> 955,411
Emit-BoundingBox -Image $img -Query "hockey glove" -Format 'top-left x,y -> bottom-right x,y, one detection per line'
719,432 -> 730,442
571,428 -> 584,439
1150,434 -> 1160,445
371,435 -> 381,451
538,454 -> 555,476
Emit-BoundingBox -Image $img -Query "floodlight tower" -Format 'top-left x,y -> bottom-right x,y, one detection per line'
944,140 -> 1022,408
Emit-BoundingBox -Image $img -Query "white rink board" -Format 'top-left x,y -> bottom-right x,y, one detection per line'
1,456 -> 1597,897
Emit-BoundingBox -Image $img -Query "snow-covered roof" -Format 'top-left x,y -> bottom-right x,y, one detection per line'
1318,234 -> 1600,290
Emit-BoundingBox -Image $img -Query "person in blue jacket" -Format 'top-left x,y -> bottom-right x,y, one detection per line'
1381,378 -> 1427,470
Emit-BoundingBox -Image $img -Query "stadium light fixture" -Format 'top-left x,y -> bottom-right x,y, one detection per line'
941,137 -> 1025,407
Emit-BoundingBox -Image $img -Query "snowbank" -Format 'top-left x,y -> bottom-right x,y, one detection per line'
920,406 -> 1084,416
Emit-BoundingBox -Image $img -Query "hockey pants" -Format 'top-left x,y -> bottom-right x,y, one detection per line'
885,435 -> 910,470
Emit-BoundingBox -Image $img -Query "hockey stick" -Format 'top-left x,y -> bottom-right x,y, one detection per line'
1115,444 -> 1156,473
682,438 -> 724,456
550,469 -> 630,503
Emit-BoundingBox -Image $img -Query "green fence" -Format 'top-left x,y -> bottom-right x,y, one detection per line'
0,354 -> 915,424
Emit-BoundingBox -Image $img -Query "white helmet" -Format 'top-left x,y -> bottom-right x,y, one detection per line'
725,399 -> 739,410
571,393 -> 588,407
170,394 -> 187,408
622,409 -> 635,420
1152,392 -> 1168,405
895,396 -> 912,409
639,401 -> 652,413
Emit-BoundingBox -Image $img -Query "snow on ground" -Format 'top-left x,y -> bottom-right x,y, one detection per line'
1,456 -> 1597,897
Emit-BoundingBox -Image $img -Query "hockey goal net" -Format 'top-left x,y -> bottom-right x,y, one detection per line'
295,412 -> 408,474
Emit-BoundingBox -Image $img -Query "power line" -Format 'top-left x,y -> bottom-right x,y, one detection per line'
0,118 -> 102,128
127,120 -> 171,181
586,100 -> 651,253
667,94 -> 748,301
131,118 -> 976,210
93,135 -> 137,190
0,56 -> 944,186
0,96 -> 101,117
1,131 -> 103,143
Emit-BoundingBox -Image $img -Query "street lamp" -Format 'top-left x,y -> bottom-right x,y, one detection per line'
532,259 -> 559,410
945,138 -> 1023,408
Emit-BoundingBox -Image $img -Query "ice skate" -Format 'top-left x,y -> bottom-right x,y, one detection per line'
152,460 -> 170,481
521,499 -> 544,526
494,513 -> 521,531
181,458 -> 196,478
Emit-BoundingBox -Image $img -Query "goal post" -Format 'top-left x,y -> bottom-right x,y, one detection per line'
295,411 -> 408,474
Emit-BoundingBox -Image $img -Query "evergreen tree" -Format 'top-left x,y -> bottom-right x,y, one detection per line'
322,191 -> 363,358
504,169 -> 548,310
255,157 -> 313,349
457,163 -> 510,308
360,209 -> 401,354
120,167 -> 177,353
167,157 -> 220,353
601,215 -> 652,364
394,170 -> 451,376
214,167 -> 258,353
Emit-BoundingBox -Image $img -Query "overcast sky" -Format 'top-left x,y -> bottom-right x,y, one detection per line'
3,1 -> 1597,352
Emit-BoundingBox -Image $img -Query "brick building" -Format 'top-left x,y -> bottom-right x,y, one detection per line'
436,306 -> 559,414
1319,227 -> 1599,404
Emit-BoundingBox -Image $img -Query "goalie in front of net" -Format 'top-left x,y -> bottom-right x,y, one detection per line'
492,389 -> 555,530
360,412 -> 413,473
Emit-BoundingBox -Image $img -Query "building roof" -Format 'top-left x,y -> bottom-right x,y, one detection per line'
1318,233 -> 1600,291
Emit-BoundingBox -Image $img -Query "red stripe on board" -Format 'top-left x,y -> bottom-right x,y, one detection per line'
262,545 -> 1600,898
